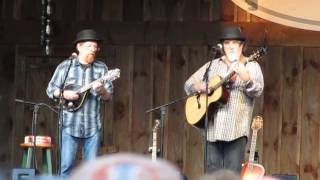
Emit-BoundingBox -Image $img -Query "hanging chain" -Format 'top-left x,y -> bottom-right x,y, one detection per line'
41,0 -> 52,55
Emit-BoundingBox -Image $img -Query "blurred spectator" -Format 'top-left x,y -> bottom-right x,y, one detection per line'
0,170 -> 4,180
257,176 -> 280,180
197,169 -> 241,180
70,153 -> 183,180
27,175 -> 67,180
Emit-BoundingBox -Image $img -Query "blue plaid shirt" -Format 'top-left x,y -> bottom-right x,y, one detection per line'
47,58 -> 113,138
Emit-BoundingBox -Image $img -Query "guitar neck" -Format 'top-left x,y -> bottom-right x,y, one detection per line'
78,78 -> 102,93
209,57 -> 253,92
248,130 -> 258,163
210,71 -> 235,90
77,70 -> 120,93
151,129 -> 157,161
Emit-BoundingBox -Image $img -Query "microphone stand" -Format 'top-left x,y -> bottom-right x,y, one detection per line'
145,47 -> 219,166
202,47 -> 218,173
15,99 -> 58,173
56,58 -> 73,175
145,95 -> 190,158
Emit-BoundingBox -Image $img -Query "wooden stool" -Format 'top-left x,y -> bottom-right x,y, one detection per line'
20,143 -> 53,175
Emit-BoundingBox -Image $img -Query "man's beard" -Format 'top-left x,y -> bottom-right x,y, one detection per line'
227,52 -> 239,62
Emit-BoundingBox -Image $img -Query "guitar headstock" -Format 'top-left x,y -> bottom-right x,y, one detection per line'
248,47 -> 267,62
251,116 -> 263,131
104,68 -> 121,81
153,119 -> 160,132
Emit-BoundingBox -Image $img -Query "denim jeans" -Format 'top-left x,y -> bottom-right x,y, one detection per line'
206,136 -> 247,173
60,129 -> 101,177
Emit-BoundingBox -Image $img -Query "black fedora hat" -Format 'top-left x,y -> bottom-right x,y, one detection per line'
220,26 -> 246,42
73,29 -> 101,44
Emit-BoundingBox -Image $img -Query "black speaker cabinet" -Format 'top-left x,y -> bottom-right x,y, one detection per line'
12,168 -> 35,180
272,174 -> 297,180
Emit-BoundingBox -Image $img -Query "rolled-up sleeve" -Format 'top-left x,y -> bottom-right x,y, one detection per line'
104,80 -> 114,94
184,61 -> 211,95
91,62 -> 114,100
244,61 -> 264,97
46,63 -> 64,99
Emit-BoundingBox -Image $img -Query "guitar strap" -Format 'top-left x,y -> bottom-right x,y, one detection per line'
80,61 -> 95,83
88,62 -> 94,95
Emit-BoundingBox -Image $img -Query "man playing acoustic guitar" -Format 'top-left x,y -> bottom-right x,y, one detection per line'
184,26 -> 264,174
46,29 -> 114,177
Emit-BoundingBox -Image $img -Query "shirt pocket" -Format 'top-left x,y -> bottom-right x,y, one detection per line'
93,71 -> 103,80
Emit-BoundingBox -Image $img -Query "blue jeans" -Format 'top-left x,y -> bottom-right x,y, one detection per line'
206,136 -> 247,173
60,129 -> 101,177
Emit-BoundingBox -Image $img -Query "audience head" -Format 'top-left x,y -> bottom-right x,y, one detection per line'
70,153 -> 183,180
257,176 -> 281,180
198,169 -> 241,180
28,175 -> 67,180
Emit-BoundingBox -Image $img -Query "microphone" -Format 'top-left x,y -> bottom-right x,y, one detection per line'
212,43 -> 222,51
211,43 -> 224,56
69,52 -> 78,60
210,43 -> 224,58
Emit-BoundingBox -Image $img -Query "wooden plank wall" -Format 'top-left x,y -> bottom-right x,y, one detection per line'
0,45 -> 15,176
0,0 -> 320,179
301,48 -> 320,180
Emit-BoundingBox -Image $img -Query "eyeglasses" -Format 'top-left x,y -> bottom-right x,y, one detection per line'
223,40 -> 242,47
82,43 -> 100,51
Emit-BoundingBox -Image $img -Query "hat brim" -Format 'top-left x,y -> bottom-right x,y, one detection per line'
220,37 -> 246,42
73,38 -> 101,45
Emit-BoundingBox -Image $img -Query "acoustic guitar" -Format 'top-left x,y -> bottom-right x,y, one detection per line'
185,47 -> 266,128
240,116 -> 265,179
63,68 -> 120,111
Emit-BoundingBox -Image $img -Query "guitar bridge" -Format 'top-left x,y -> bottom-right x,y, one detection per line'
196,94 -> 201,109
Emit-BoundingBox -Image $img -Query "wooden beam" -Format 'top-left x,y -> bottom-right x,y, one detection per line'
2,21 -> 320,46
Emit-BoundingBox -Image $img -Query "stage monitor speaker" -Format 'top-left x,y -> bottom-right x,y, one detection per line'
12,168 -> 35,180
272,174 -> 297,180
